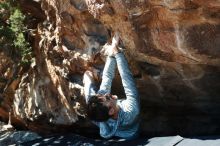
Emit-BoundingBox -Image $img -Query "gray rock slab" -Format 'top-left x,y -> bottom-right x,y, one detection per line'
20,134 -> 220,146
0,131 -> 41,145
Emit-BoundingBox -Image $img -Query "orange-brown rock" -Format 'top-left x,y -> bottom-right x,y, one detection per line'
0,0 -> 220,136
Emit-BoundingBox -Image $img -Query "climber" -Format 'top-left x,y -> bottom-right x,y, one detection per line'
83,32 -> 140,140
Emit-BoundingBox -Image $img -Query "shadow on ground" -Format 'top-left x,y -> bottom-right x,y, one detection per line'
20,134 -> 220,146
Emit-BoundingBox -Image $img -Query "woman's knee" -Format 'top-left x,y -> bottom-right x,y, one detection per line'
83,70 -> 95,83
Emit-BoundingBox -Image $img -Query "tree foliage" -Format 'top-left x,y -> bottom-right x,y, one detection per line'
0,0 -> 32,65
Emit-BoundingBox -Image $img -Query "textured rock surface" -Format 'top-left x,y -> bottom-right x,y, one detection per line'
0,0 -> 220,136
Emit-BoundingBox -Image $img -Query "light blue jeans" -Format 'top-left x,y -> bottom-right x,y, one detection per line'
84,52 -> 140,139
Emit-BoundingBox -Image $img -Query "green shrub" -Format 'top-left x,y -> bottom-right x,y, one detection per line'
0,0 -> 32,65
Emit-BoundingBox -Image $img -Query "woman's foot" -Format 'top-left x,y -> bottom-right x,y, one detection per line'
101,31 -> 120,56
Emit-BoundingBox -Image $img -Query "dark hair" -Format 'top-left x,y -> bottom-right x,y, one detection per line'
87,95 -> 110,122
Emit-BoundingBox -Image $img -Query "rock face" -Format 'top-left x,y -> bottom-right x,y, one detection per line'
0,0 -> 220,136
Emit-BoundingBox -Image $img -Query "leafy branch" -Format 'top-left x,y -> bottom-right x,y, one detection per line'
0,0 -> 33,65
